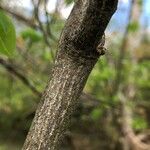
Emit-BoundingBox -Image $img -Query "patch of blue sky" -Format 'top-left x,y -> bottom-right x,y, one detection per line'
141,0 -> 150,28
108,0 -> 150,32
17,0 -> 150,31
107,0 -> 130,32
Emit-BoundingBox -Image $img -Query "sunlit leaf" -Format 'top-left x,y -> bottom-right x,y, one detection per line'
132,116 -> 148,130
0,10 -> 16,56
21,28 -> 42,43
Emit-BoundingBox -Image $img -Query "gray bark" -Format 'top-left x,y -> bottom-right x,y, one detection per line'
22,0 -> 118,149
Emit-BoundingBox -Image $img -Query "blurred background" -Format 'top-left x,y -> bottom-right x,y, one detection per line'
0,0 -> 149,149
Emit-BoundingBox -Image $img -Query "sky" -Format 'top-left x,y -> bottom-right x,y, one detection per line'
9,0 -> 131,18
11,0 -> 72,18
141,0 -> 150,28
10,0 -> 150,30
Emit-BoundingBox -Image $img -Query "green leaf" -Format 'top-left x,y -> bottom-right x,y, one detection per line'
128,21 -> 139,33
91,108 -> 103,120
21,28 -> 42,43
132,116 -> 148,130
0,10 -> 16,56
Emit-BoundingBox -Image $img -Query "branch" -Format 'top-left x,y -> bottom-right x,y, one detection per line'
120,95 -> 150,150
22,0 -> 118,149
0,57 -> 102,108
44,0 -> 56,41
0,5 -> 56,48
0,5 -> 38,29
32,0 -> 55,60
112,0 -> 135,94
59,0 -> 118,59
0,57 -> 41,97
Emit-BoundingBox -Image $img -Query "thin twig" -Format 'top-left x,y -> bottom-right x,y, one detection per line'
113,0 -> 135,94
44,0 -> 56,41
0,57 -> 103,108
0,57 -> 41,97
32,0 -> 55,60
0,5 -> 38,29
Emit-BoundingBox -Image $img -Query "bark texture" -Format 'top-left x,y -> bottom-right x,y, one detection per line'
22,0 -> 118,149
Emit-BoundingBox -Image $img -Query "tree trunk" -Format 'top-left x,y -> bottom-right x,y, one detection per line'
22,0 -> 118,149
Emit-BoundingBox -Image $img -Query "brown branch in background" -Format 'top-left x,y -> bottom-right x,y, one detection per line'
113,0 -> 135,94
0,57 -> 41,97
32,0 -> 55,60
54,0 -> 61,14
120,89 -> 150,150
44,0 -> 51,36
32,0 -> 45,35
0,5 -> 38,29
44,0 -> 56,41
109,0 -> 150,149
